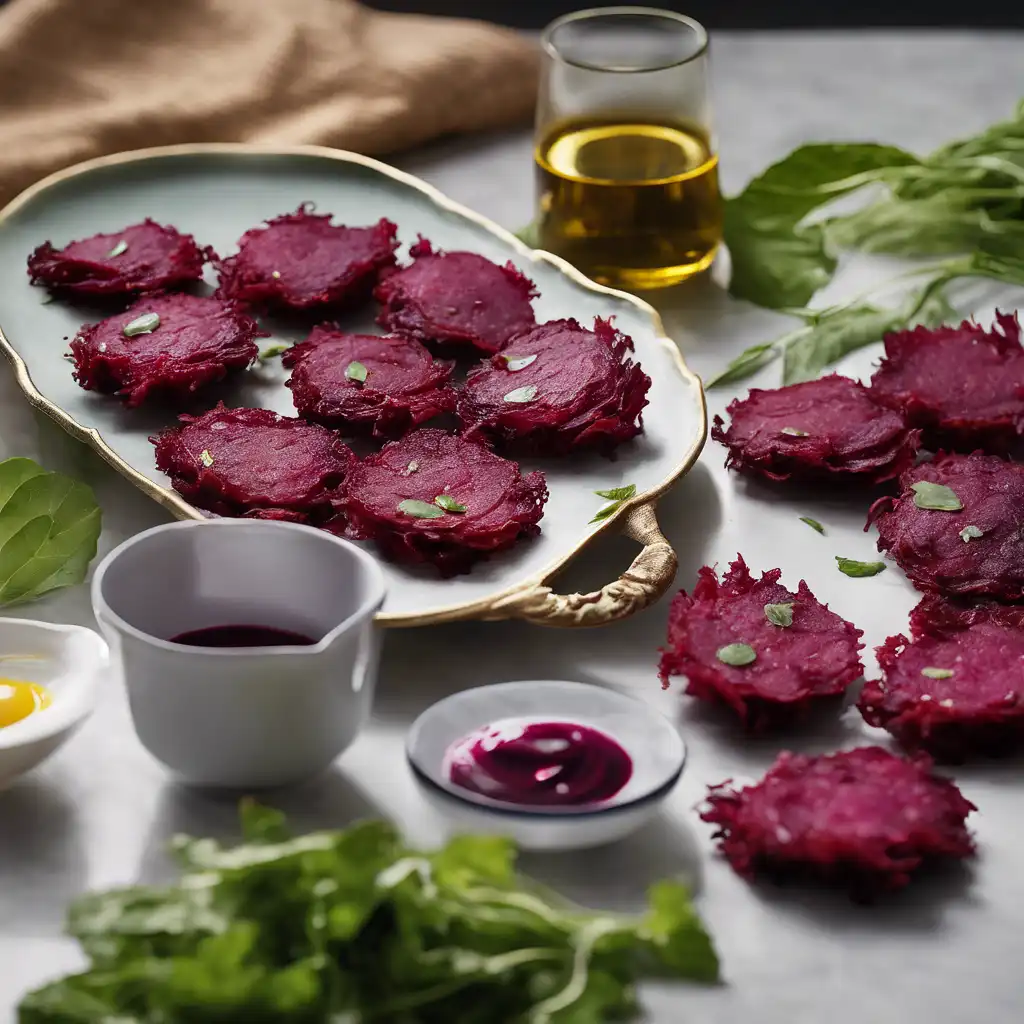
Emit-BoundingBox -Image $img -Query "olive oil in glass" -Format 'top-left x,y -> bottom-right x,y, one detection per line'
536,119 -> 721,290
536,9 -> 720,290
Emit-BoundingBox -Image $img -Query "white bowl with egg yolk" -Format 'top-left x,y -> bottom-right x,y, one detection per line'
0,619 -> 107,788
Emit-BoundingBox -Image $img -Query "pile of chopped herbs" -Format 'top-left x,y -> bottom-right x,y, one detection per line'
19,804 -> 719,1023
712,98 -> 1024,387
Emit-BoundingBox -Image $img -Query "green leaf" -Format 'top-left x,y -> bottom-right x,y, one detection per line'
431,835 -> 516,886
122,312 -> 160,337
503,385 -> 538,403
240,800 -> 290,844
18,973 -> 140,1023
716,642 -> 756,666
826,191 -> 1024,259
800,516 -> 825,534
589,503 -> 620,525
19,806 -> 719,1023
397,498 -> 444,519
725,215 -> 835,311
0,459 -> 101,606
434,494 -> 467,513
514,220 -> 540,247
594,484 -> 637,502
960,525 -> 984,542
589,484 -> 636,525
911,480 -> 963,511
258,343 -> 291,363
704,342 -> 778,388
764,602 -> 794,627
725,142 -> 918,308
345,360 -> 368,383
921,667 -> 955,679
502,353 -> 538,371
781,284 -> 955,385
107,239 -> 128,258
835,556 -> 886,578
637,881 -> 720,982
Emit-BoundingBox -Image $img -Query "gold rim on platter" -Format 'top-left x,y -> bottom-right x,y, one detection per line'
0,143 -> 707,628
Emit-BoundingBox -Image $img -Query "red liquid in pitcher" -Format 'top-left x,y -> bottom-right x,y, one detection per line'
169,625 -> 317,648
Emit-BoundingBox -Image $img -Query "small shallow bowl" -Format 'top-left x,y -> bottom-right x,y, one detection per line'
406,680 -> 686,851
0,619 -> 107,788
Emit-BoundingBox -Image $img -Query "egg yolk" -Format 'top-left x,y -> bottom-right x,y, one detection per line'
0,678 -> 51,728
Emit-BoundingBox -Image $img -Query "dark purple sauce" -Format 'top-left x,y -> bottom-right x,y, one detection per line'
169,624 -> 317,648
446,719 -> 633,807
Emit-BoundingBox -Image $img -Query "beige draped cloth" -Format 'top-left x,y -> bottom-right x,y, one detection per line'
0,0 -> 539,206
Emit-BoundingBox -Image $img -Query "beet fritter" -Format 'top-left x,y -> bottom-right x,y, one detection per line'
284,327 -> 455,439
152,404 -> 356,525
659,555 -> 864,730
868,451 -> 1024,600
338,428 -> 547,577
457,318 -> 651,457
70,293 -> 263,408
28,219 -> 212,297
375,237 -> 537,355
702,747 -> 976,897
216,205 -> 398,311
712,374 -> 920,485
859,595 -> 1024,761
870,312 -> 1024,453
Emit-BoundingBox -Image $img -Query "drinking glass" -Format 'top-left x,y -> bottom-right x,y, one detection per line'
535,7 -> 720,290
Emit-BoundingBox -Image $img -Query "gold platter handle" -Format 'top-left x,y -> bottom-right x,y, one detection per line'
483,501 -> 677,628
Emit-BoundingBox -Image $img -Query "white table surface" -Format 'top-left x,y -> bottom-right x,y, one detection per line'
2,30 -> 1024,1023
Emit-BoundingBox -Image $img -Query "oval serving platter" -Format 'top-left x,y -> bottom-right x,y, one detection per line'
0,145 -> 706,628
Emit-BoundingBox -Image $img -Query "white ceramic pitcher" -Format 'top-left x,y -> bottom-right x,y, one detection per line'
92,519 -> 387,788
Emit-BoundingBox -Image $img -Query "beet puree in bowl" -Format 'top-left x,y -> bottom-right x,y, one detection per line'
406,679 -> 685,851
446,719 -> 633,806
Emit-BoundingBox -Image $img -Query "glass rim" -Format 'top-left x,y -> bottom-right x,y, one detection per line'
540,6 -> 709,74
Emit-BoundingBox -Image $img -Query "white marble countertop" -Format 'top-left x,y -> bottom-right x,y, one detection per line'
2,30 -> 1024,1024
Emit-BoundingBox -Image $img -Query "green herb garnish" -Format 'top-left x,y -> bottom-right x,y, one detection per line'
709,101 -> 1024,389
257,343 -> 291,363
589,483 -> 637,524
764,602 -> 794,627
17,803 -> 719,1021
716,642 -> 757,667
434,494 -> 467,513
960,525 -> 984,542
513,220 -> 540,247
397,498 -> 444,519
800,516 -> 825,534
107,239 -> 128,258
921,667 -> 955,679
345,360 -> 368,383
835,556 -> 886,578
705,343 -> 775,388
0,457 -> 101,606
503,385 -> 537,403
502,353 -> 538,372
122,312 -> 160,337
911,480 -> 963,511
199,450 -> 214,468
